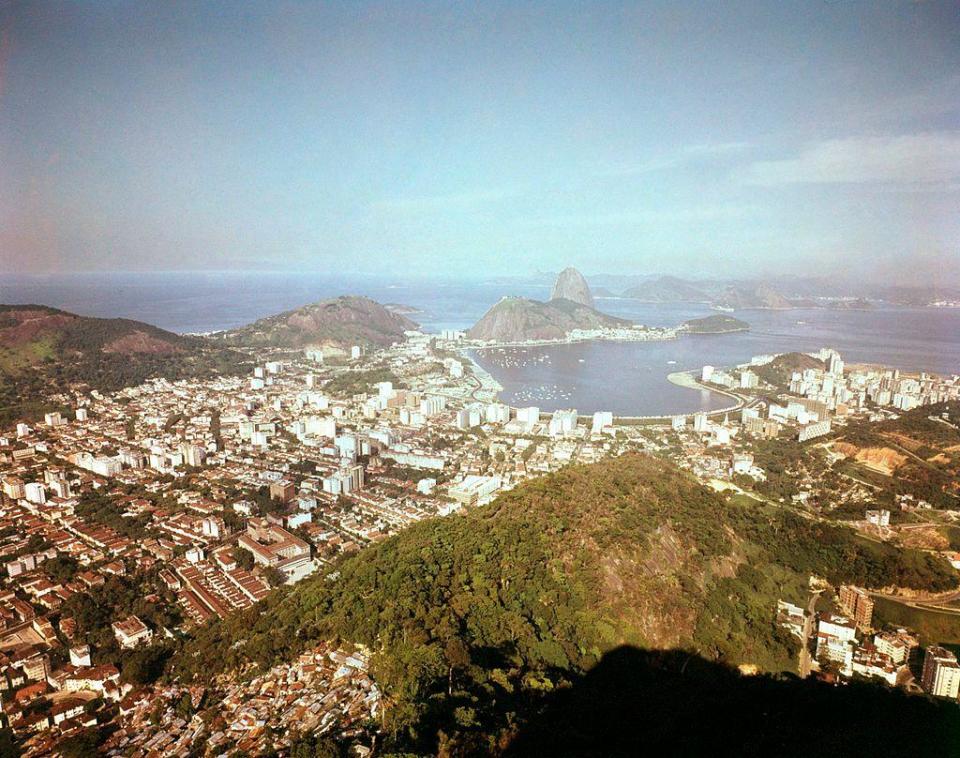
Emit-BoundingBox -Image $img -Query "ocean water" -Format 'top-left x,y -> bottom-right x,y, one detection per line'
2,272 -> 958,415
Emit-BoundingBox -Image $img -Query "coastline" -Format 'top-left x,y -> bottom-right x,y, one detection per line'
464,330 -> 677,350
459,342 -> 746,421
664,370 -> 745,417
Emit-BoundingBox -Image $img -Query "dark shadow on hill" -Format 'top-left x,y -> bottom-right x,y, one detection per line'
504,646 -> 960,758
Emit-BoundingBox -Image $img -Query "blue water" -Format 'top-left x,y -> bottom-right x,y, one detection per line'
2,272 -> 958,415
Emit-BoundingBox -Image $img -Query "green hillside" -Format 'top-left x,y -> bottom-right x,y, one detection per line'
0,304 -> 246,423
171,454 -> 956,753
683,314 -> 750,333
219,295 -> 417,350
753,352 -> 826,387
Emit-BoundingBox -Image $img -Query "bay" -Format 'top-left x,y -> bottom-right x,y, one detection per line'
2,272 -> 958,416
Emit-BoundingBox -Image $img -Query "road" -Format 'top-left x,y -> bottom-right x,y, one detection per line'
867,587 -> 960,615
798,589 -> 822,678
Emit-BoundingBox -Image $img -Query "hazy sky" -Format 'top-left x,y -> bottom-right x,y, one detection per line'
1,1 -> 958,282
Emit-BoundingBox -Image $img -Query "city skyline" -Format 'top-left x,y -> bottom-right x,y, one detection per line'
1,1 -> 958,284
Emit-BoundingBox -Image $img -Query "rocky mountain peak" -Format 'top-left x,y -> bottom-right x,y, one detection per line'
550,267 -> 594,308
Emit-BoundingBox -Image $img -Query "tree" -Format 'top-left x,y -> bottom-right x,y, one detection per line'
263,566 -> 287,588
58,729 -> 101,758
0,728 -> 19,758
120,644 -> 172,685
232,546 -> 255,571
290,735 -> 344,758
175,692 -> 193,720
43,556 -> 79,583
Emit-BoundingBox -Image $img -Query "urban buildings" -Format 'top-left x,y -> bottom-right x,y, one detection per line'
921,646 -> 960,699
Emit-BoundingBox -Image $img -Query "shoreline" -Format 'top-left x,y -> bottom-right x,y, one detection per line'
666,370 -> 745,417
459,341 -> 745,420
464,331 -> 677,351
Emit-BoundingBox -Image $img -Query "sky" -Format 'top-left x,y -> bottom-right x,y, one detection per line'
0,1 -> 958,283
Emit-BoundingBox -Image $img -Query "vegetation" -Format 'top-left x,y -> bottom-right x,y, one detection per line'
728,503 -> 955,592
75,490 -> 152,539
752,352 -> 825,388
872,596 -> 960,645
232,546 -> 255,571
837,402 -> 960,508
682,314 -> 749,333
61,574 -> 180,654
324,368 -> 403,397
219,295 -> 417,349
0,305 -> 248,423
169,453 -> 956,753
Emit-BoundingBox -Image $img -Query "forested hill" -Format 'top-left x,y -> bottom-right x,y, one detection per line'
683,314 -> 750,333
0,304 -> 246,423
171,453 -> 956,754
217,295 -> 417,351
753,351 -> 826,387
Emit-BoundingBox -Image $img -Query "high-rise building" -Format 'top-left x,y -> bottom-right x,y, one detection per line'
829,353 -> 844,377
24,482 -> 46,505
548,409 -> 579,437
838,585 -> 874,629
2,476 -> 26,500
921,646 -> 960,699
873,629 -> 918,666
591,411 -> 614,434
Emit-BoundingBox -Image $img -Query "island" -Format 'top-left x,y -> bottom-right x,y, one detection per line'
466,268 -> 676,345
681,314 -> 750,334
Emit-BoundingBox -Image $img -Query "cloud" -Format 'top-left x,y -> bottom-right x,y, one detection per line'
373,188 -> 516,213
525,204 -> 758,228
682,142 -> 750,156
740,131 -> 960,186
598,141 -> 751,177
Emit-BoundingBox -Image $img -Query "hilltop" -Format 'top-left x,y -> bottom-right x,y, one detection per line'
467,296 -> 628,341
837,402 -> 960,508
683,314 -> 750,334
753,352 -> 826,387
623,275 -> 711,303
469,267 -> 627,341
218,295 -> 417,352
0,305 -> 245,422
172,453 -> 954,753
550,266 -> 594,308
827,298 -> 874,310
716,283 -> 793,309
620,277 -> 793,309
874,285 -> 960,307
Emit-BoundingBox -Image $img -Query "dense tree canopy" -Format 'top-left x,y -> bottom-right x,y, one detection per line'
170,454 -> 957,753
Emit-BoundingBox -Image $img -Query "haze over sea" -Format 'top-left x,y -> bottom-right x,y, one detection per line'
3,271 -> 958,417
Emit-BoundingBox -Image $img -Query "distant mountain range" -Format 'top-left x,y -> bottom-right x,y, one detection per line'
527,270 -> 960,307
216,295 -> 417,352
598,275 -> 960,309
622,275 -> 714,303
871,286 -> 960,307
